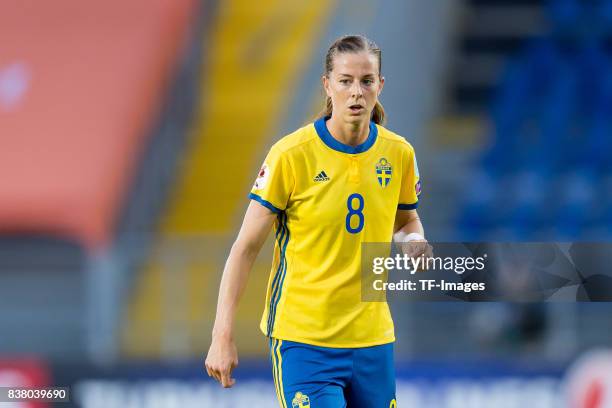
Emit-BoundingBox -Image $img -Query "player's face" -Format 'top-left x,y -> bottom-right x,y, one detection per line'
323,51 -> 384,124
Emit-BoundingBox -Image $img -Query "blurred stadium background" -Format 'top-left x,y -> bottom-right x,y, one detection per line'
1,0 -> 612,406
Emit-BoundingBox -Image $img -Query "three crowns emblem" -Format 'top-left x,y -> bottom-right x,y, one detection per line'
376,158 -> 392,187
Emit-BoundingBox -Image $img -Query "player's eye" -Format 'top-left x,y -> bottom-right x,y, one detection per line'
339,79 -> 351,85
362,79 -> 374,85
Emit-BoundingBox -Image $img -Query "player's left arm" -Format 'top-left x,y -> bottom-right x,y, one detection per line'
395,141 -> 429,258
393,209 -> 431,259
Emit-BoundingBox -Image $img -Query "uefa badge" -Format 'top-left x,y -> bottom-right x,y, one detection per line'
375,158 -> 392,187
253,163 -> 269,190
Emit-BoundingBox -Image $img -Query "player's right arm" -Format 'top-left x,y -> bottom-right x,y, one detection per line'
205,200 -> 276,388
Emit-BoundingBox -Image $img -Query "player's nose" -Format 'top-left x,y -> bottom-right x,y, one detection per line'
350,82 -> 363,97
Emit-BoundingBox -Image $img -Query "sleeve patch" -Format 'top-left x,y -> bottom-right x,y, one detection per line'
253,163 -> 269,190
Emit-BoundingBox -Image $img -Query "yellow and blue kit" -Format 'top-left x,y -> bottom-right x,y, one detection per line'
250,116 -> 420,406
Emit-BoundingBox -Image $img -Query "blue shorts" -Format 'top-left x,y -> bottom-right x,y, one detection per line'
269,338 -> 396,408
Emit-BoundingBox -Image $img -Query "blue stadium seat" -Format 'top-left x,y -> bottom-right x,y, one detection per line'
458,35 -> 612,240
547,0 -> 581,32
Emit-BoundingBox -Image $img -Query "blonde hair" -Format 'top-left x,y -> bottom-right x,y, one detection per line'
317,35 -> 386,125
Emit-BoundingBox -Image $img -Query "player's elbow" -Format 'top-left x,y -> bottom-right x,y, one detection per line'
230,237 -> 261,263
394,210 -> 420,232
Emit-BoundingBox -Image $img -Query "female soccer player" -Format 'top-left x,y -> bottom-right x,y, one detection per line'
205,35 -> 428,407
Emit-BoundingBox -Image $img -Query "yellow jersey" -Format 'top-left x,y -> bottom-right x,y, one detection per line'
249,116 -> 421,348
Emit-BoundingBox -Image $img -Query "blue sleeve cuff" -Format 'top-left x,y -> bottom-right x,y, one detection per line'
398,202 -> 419,210
249,193 -> 282,214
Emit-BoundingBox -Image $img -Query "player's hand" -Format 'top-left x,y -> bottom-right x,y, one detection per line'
399,238 -> 433,272
401,239 -> 432,258
205,336 -> 238,388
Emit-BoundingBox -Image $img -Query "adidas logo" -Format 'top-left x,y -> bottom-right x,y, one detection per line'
313,170 -> 330,182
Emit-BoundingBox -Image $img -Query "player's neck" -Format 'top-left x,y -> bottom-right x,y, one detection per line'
326,115 -> 370,147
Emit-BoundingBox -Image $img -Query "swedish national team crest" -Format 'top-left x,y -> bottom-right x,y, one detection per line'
292,392 -> 310,408
375,158 -> 392,187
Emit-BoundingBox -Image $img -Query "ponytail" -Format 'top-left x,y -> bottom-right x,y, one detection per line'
315,97 -> 333,123
371,101 -> 386,125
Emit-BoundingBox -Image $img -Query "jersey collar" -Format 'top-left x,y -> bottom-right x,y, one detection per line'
314,116 -> 378,154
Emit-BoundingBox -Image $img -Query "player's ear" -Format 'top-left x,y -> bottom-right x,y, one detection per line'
378,76 -> 385,96
322,75 -> 332,97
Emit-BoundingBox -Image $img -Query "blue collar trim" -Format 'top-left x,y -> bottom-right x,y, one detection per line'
314,116 -> 378,154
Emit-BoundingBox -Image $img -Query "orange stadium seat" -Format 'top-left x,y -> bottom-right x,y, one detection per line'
0,0 -> 196,249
